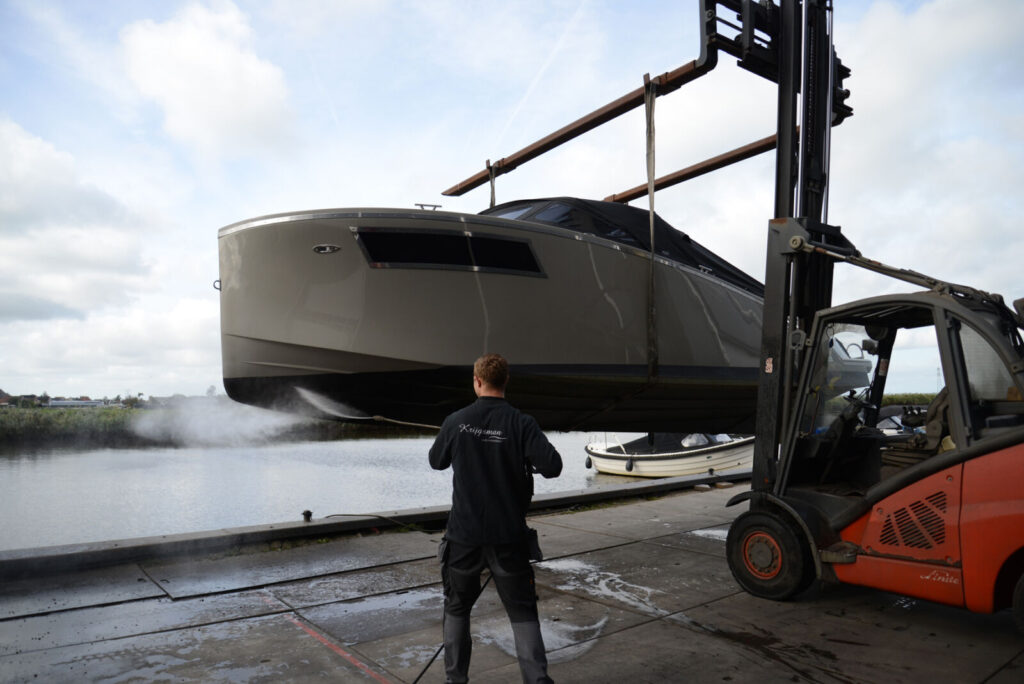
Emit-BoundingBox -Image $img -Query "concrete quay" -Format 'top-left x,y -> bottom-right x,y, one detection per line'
1,481 -> 1022,683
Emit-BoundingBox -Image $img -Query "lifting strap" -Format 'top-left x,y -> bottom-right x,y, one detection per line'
487,159 -> 496,208
565,77 -> 661,431
644,75 -> 659,381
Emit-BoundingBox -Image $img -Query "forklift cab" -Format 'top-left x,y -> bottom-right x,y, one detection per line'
728,289 -> 1024,625
783,291 -> 1024,498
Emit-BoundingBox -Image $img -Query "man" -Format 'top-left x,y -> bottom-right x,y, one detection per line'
429,353 -> 562,684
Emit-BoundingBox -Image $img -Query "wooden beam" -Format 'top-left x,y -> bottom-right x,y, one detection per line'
604,133 -> 778,203
442,60 -> 713,197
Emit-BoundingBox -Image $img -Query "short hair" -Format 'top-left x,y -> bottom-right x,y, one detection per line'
474,353 -> 509,389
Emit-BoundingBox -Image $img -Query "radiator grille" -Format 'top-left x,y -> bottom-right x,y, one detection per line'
925,491 -> 947,513
877,492 -> 948,550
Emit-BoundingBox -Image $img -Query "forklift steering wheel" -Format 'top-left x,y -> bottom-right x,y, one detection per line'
842,391 -> 875,412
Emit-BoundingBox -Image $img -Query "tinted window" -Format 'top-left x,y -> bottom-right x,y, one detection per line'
470,236 -> 540,273
530,202 -> 575,226
958,322 -> 1016,402
487,205 -> 534,220
357,230 -> 542,276
360,232 -> 471,267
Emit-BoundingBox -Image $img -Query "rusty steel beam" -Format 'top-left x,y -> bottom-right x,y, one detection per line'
603,133 -> 778,203
442,60 -> 713,197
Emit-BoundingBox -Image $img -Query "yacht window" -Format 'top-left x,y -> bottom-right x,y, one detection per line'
357,230 -> 542,276
359,232 -> 472,267
591,216 -> 644,248
530,202 -> 575,226
487,205 -> 534,221
469,235 -> 540,273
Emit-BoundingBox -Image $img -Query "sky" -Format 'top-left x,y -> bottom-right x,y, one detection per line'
1,0 -> 1021,400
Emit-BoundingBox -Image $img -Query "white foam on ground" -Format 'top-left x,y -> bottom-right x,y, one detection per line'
537,558 -> 664,615
472,615 -> 610,663
688,526 -> 729,541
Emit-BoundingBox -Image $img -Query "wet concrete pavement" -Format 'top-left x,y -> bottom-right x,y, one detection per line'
1,483 -> 1022,683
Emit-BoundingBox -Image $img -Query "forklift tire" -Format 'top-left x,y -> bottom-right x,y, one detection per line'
1013,573 -> 1024,635
726,510 -> 813,601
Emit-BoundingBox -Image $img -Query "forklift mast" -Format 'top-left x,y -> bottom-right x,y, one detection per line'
747,0 -> 856,492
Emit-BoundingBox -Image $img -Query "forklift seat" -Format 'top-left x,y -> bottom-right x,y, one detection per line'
881,388 -> 950,471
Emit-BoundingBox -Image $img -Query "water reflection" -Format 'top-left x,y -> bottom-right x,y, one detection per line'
0,433 -> 635,551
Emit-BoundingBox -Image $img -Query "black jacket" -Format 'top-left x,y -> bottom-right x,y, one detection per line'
429,397 -> 562,545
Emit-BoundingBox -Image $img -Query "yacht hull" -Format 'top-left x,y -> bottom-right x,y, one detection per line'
218,205 -> 763,432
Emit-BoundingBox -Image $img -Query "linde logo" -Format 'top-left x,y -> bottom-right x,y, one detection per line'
920,569 -> 959,585
459,424 -> 507,443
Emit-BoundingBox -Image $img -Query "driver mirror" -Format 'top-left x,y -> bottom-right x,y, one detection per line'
861,338 -> 879,355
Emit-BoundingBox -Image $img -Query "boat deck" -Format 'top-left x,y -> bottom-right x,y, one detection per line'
2,483 -> 1021,683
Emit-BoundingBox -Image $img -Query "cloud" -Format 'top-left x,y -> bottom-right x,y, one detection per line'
0,119 -> 151,321
0,119 -> 127,231
829,0 -> 1024,300
0,297 -> 221,398
121,1 -> 293,160
263,0 -> 385,39
13,2 -> 142,120
0,294 -> 84,323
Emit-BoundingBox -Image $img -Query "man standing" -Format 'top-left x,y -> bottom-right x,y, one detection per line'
429,353 -> 562,684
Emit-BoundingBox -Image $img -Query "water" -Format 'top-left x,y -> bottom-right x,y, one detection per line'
0,433 -> 637,551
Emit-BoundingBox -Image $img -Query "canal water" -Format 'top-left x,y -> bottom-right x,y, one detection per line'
0,433 -> 636,552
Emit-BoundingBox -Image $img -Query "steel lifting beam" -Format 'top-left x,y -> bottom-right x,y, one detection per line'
441,1 -> 727,198
604,132 -> 778,203
441,60 -> 715,198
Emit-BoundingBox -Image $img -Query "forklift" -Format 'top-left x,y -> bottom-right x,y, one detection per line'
721,0 -> 1024,631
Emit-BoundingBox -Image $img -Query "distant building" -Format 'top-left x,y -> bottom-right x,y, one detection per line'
47,399 -> 106,408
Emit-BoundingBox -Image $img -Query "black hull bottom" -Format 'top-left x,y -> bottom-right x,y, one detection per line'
224,365 -> 758,433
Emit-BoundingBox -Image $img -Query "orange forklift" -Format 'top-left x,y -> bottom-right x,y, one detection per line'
720,0 -> 1024,631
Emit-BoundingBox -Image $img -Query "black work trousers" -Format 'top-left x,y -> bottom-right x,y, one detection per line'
440,539 -> 551,683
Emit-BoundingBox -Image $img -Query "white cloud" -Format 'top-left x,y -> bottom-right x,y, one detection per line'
263,0 -> 386,39
0,119 -> 151,320
0,297 -> 220,399
829,0 -> 1024,301
14,2 -> 142,121
0,119 -> 126,231
121,1 -> 292,160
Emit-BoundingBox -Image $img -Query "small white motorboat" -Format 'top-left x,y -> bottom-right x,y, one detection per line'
584,433 -> 754,478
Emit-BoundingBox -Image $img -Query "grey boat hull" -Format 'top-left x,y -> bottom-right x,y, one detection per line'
217,205 -> 763,432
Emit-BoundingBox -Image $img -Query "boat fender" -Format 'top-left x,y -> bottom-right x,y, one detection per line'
625,458 -> 634,472
585,456 -> 592,469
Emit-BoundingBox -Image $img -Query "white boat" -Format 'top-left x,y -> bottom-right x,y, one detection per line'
584,433 -> 754,478
217,197 -> 764,432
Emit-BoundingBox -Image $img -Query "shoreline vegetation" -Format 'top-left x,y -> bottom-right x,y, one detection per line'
0,404 -> 429,452
0,394 -> 936,452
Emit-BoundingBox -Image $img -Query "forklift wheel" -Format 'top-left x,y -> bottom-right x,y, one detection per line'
1013,573 -> 1024,635
726,510 -> 813,601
